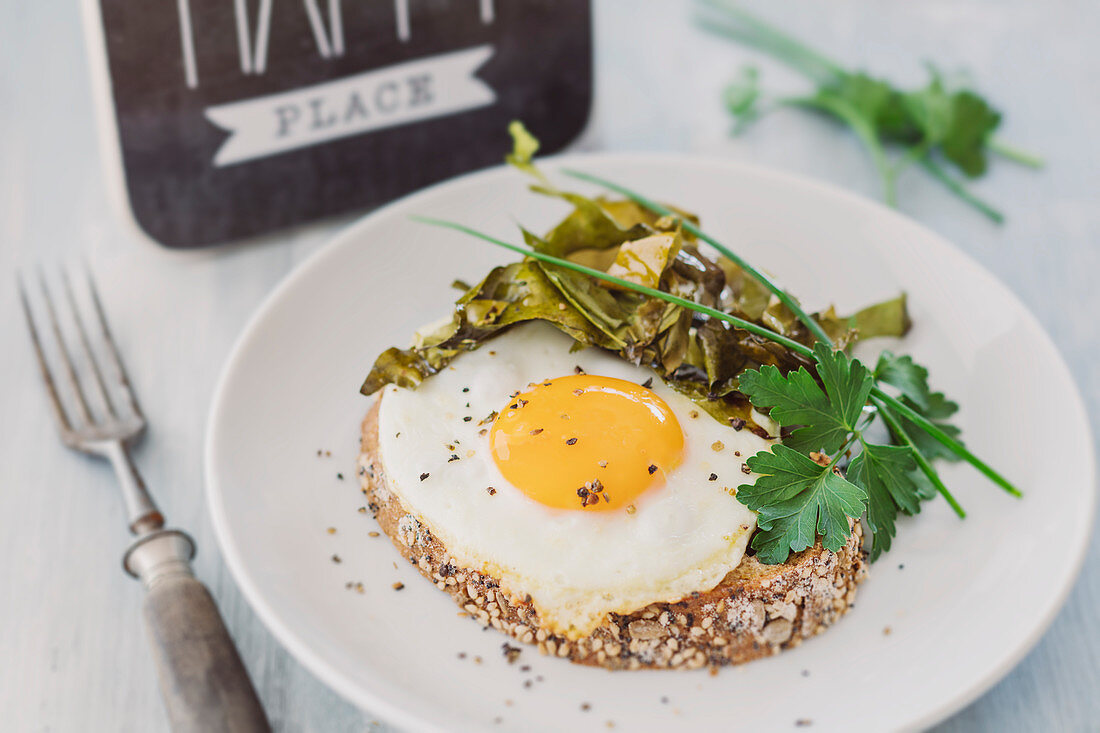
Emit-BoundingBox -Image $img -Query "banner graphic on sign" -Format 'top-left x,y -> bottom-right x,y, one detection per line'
206,46 -> 495,166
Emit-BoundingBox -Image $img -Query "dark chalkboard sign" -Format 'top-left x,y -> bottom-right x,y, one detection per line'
84,0 -> 592,247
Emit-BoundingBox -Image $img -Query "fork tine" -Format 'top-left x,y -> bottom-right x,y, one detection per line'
61,267 -> 118,418
18,274 -> 75,433
37,268 -> 95,426
84,266 -> 144,420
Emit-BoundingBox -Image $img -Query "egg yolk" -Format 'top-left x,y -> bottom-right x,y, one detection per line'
489,374 -> 684,511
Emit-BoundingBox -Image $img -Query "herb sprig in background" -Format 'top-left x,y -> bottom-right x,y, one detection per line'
697,0 -> 1044,223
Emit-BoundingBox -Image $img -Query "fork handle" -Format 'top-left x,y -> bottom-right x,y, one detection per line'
127,532 -> 270,733
144,575 -> 270,733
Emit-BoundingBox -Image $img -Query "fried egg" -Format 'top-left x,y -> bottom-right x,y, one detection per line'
375,322 -> 776,638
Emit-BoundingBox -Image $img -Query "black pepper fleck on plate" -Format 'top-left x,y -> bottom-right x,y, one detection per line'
420,472 -> 430,481
708,473 -> 718,481
502,643 -> 522,663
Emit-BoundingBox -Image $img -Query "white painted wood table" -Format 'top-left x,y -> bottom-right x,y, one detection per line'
2,1 -> 1097,730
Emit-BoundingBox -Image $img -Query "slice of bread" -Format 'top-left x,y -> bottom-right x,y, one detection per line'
359,397 -> 867,670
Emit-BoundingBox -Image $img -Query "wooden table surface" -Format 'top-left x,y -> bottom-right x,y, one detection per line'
2,1 -> 1097,730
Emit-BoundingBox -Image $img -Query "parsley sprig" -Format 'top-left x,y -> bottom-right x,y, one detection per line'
697,0 -> 1044,223
737,344 -> 929,561
414,147 -> 1022,563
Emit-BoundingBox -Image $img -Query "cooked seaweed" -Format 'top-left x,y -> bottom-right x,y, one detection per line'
360,189 -> 909,435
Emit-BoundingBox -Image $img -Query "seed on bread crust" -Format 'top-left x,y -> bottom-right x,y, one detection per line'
359,396 -> 866,670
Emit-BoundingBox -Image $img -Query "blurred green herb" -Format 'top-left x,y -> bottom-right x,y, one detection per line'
697,0 -> 1044,223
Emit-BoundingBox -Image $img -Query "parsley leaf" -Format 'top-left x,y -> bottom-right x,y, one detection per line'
814,341 -> 874,427
874,351 -> 932,410
902,75 -> 955,146
898,397 -> 963,463
737,364 -> 848,453
739,342 -> 872,454
739,445 -> 867,563
875,351 -> 963,462
737,344 -> 876,563
941,90 -> 1002,177
847,443 -> 921,560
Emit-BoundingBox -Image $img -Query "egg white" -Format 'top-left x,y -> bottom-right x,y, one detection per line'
376,322 -> 775,638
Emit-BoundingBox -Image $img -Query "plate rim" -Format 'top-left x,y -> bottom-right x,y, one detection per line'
204,151 -> 1097,732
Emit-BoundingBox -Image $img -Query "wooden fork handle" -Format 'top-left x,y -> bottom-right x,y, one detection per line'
126,530 -> 269,733
143,574 -> 270,733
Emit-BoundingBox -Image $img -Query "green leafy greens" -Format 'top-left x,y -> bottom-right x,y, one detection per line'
736,342 -> 933,560
362,130 -> 906,437
361,123 -> 1021,565
697,0 -> 1044,222
740,446 -> 868,563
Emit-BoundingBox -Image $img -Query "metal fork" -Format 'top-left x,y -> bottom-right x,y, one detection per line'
19,268 -> 270,733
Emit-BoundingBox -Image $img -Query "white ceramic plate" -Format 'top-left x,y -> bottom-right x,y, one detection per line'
206,155 -> 1095,733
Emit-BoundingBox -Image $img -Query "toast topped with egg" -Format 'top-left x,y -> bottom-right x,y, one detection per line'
360,389 -> 866,670
358,323 -> 866,669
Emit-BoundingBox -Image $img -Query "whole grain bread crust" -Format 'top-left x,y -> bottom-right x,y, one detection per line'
358,398 -> 867,670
